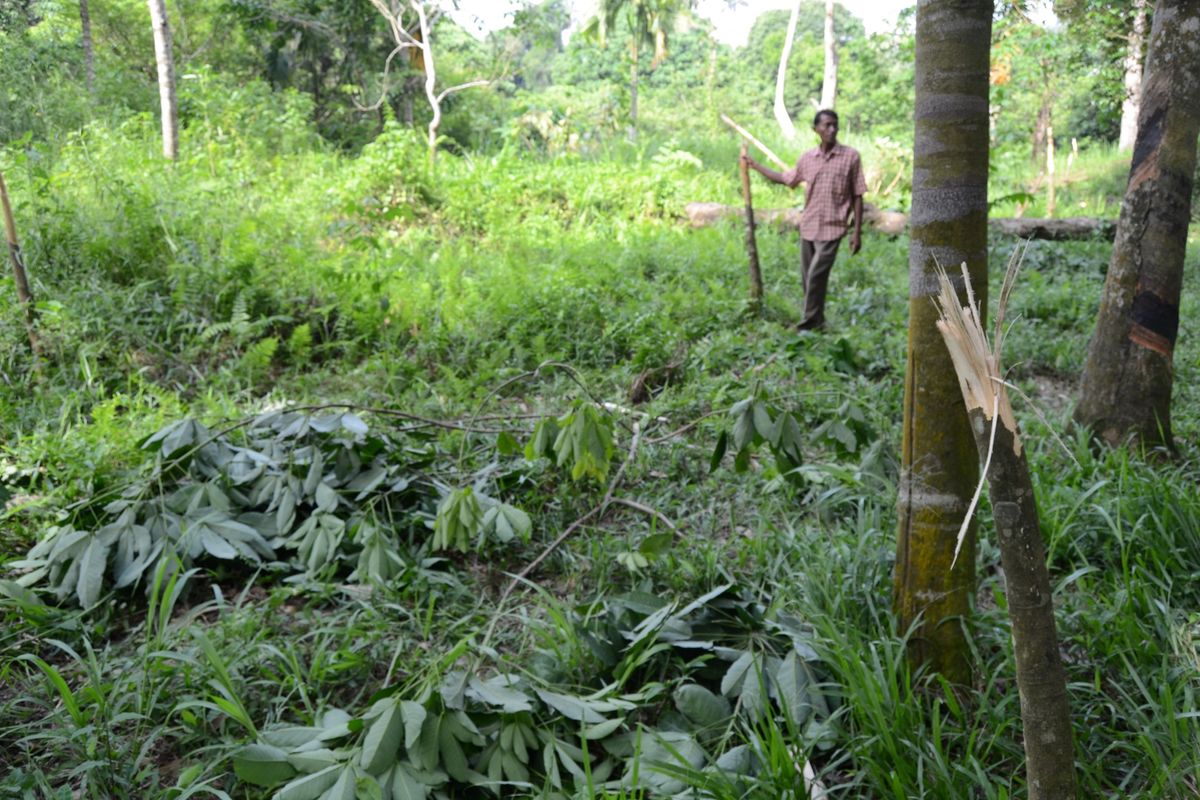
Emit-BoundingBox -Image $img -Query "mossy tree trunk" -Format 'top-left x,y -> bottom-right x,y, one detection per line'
893,0 -> 993,685
1074,0 -> 1200,451
147,0 -> 178,160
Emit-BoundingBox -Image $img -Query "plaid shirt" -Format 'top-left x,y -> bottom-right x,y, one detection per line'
784,144 -> 867,242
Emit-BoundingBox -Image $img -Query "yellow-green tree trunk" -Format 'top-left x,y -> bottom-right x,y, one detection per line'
1074,0 -> 1200,451
894,0 -> 993,684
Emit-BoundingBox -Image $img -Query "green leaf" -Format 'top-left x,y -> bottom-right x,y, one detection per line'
318,766 -> 357,800
234,743 -> 296,787
752,402 -> 774,442
709,430 -> 727,472
524,418 -> 559,461
582,717 -> 624,740
273,763 -> 340,800
496,431 -> 521,456
75,535 -> 109,608
387,764 -> 428,800
400,702 -> 426,752
315,482 -> 339,513
466,675 -> 532,713
721,651 -> 755,697
360,700 -> 405,775
535,689 -> 607,723
673,684 -> 732,730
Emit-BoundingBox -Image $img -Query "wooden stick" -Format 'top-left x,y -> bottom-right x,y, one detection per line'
738,143 -> 764,308
721,113 -> 789,169
0,170 -> 41,365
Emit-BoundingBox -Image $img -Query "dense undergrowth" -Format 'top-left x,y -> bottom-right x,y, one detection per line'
2,69 -> 1200,800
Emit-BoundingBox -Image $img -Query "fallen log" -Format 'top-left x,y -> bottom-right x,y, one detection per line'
684,202 -> 1115,241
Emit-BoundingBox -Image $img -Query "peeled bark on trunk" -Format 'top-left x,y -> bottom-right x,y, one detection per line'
1074,0 -> 1200,451
774,0 -> 801,139
80,0 -> 95,97
1118,0 -> 1150,152
894,0 -> 993,685
147,0 -> 178,160
932,263 -> 1076,800
820,0 -> 838,110
1,171 -> 41,363
738,144 -> 764,308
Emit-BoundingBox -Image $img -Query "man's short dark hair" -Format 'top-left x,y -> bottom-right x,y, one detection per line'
813,109 -> 838,126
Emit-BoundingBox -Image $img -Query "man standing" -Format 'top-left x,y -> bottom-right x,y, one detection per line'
742,110 -> 867,330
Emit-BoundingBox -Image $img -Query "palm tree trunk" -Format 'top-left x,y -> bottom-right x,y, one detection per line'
893,0 -> 993,685
80,0 -> 95,97
820,0 -> 838,109
147,0 -> 178,160
1074,0 -> 1200,451
1118,0 -> 1149,152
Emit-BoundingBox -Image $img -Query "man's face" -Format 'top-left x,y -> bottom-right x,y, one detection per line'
813,115 -> 838,146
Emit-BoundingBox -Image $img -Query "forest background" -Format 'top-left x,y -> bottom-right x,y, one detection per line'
1,0 -> 1198,798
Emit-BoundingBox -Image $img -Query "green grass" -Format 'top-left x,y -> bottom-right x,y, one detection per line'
2,91 -> 1200,799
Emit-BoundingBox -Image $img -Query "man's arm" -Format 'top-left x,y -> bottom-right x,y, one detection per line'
849,194 -> 863,255
741,154 -> 804,189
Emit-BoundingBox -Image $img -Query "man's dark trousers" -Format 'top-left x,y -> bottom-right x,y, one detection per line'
799,238 -> 842,329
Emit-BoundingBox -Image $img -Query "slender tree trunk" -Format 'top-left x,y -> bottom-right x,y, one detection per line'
628,36 -> 639,141
147,0 -> 178,160
1,171 -> 41,364
738,144 -> 763,309
706,42 -> 717,132
932,263 -> 1076,800
1118,0 -> 1149,152
80,0 -> 95,97
774,0 -> 801,139
820,0 -> 838,110
1074,0 -> 1200,451
1046,125 -> 1056,216
1032,95 -> 1050,166
894,0 -> 993,685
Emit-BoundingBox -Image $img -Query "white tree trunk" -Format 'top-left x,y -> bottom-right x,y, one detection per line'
147,0 -> 178,160
774,0 -> 801,139
820,0 -> 838,110
1118,0 -> 1149,152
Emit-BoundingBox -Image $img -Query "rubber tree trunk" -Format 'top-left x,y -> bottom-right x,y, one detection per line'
932,264 -> 1077,800
147,0 -> 178,160
80,0 -> 95,97
774,0 -> 801,139
820,0 -> 837,110
1118,0 -> 1150,152
1074,0 -> 1200,451
973,417 -> 1077,799
738,144 -> 764,309
894,0 -> 993,685
628,35 -> 639,141
0,170 -> 41,364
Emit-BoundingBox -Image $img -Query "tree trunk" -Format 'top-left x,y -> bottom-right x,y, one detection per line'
774,0 -> 801,139
1074,0 -> 1200,451
820,0 -> 838,110
975,419 -> 1077,799
932,263 -> 1076,799
1118,0 -> 1150,152
147,0 -> 178,160
738,144 -> 763,308
628,35 -> 639,141
1046,125 -> 1056,217
1032,95 -> 1050,166
893,0 -> 993,685
80,0 -> 95,97
0,171 -> 41,364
